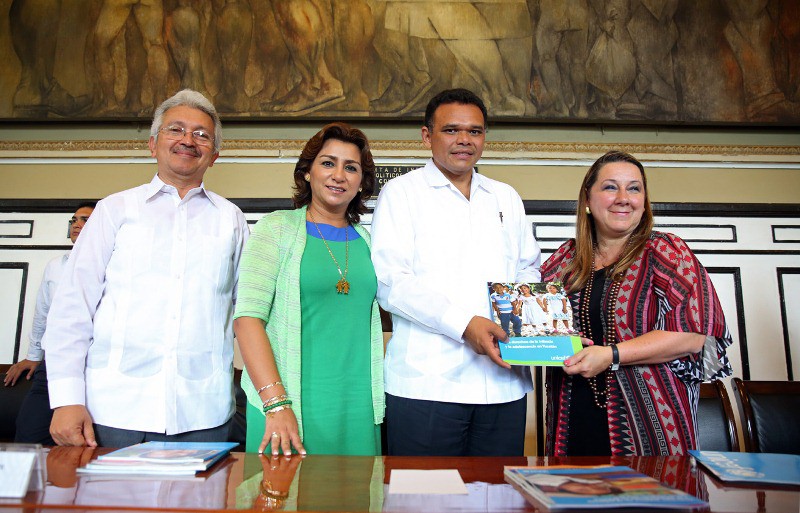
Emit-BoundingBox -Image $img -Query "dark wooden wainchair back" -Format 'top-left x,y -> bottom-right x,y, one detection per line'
732,378 -> 800,454
697,380 -> 740,452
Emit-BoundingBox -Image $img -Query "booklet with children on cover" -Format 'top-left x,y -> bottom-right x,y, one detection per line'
504,465 -> 708,510
690,450 -> 800,486
488,281 -> 582,366
78,441 -> 238,475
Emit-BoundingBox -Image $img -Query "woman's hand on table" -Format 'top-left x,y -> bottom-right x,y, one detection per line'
261,408 -> 306,456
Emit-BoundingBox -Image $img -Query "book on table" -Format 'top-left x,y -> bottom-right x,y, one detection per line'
690,450 -> 800,486
77,441 -> 238,476
487,281 -> 582,366
504,465 -> 708,510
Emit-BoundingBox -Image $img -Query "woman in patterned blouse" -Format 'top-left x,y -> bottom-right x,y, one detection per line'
541,150 -> 732,456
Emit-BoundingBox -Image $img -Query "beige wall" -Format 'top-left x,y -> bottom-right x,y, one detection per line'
1,122 -> 799,203
3,160 -> 800,205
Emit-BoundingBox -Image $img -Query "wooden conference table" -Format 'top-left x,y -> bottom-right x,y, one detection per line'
3,448 -> 799,512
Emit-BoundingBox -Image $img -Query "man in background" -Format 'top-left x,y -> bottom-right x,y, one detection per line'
4,202 -> 95,444
43,89 -> 249,447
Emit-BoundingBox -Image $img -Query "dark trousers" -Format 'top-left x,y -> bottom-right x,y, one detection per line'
94,417 -> 234,448
15,359 -> 55,445
499,312 -> 522,337
385,393 -> 526,456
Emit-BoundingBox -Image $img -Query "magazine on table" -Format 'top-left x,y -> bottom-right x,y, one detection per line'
690,450 -> 800,486
77,441 -> 238,476
488,281 -> 582,366
504,465 -> 708,510
81,469 -> 210,481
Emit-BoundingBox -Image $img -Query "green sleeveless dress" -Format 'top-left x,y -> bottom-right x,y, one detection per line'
298,223 -> 380,455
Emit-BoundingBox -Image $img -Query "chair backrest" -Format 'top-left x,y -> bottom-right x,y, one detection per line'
732,378 -> 800,454
697,380 -> 740,452
0,368 -> 35,443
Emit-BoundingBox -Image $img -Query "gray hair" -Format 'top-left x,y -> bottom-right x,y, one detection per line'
150,89 -> 222,153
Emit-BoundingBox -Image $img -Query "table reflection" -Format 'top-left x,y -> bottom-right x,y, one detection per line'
42,446 -> 232,509
382,481 -> 528,512
237,454 -> 382,511
12,448 -> 800,513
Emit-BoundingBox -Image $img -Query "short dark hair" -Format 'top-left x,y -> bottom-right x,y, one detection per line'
292,122 -> 376,225
75,201 -> 97,211
424,88 -> 488,131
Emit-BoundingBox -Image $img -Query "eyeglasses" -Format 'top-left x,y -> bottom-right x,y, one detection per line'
69,216 -> 90,225
159,125 -> 214,147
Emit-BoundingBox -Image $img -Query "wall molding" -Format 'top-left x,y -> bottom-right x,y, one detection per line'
2,203 -> 796,380
1,139 -> 799,161
708,267 -> 749,380
0,263 -> 28,364
4,199 -> 798,217
777,268 -> 800,381
0,220 -> 33,238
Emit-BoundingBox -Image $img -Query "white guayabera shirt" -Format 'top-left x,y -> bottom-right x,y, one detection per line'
43,175 -> 249,434
371,160 -> 541,404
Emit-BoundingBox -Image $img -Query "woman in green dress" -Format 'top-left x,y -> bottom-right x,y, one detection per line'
233,123 -> 384,455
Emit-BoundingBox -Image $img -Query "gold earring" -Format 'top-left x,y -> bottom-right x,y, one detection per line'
305,175 -> 310,182
585,206 -> 591,215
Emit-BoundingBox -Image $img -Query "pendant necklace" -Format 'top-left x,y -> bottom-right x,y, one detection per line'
308,210 -> 350,294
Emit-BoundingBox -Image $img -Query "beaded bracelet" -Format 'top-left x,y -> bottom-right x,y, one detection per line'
263,399 -> 293,413
264,399 -> 292,411
265,404 -> 292,417
256,381 -> 283,395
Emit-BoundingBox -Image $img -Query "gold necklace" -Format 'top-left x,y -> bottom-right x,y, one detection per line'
308,211 -> 350,294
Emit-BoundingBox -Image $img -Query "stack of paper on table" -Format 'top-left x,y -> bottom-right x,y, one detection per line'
77,441 -> 238,476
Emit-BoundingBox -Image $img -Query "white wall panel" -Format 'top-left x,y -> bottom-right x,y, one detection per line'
0,265 -> 25,363
5,209 -> 798,373
779,270 -> 800,380
706,271 -> 744,379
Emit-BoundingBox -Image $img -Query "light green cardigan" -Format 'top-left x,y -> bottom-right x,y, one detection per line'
234,206 -> 385,439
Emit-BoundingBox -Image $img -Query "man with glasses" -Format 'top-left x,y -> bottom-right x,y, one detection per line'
4,203 -> 95,444
42,89 -> 249,447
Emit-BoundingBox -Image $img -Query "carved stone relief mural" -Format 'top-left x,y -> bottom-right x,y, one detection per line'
0,0 -> 797,122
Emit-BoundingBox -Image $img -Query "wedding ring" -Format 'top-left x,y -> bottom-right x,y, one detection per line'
271,432 -> 279,438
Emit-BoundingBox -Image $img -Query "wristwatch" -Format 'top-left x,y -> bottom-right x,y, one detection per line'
609,343 -> 620,371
